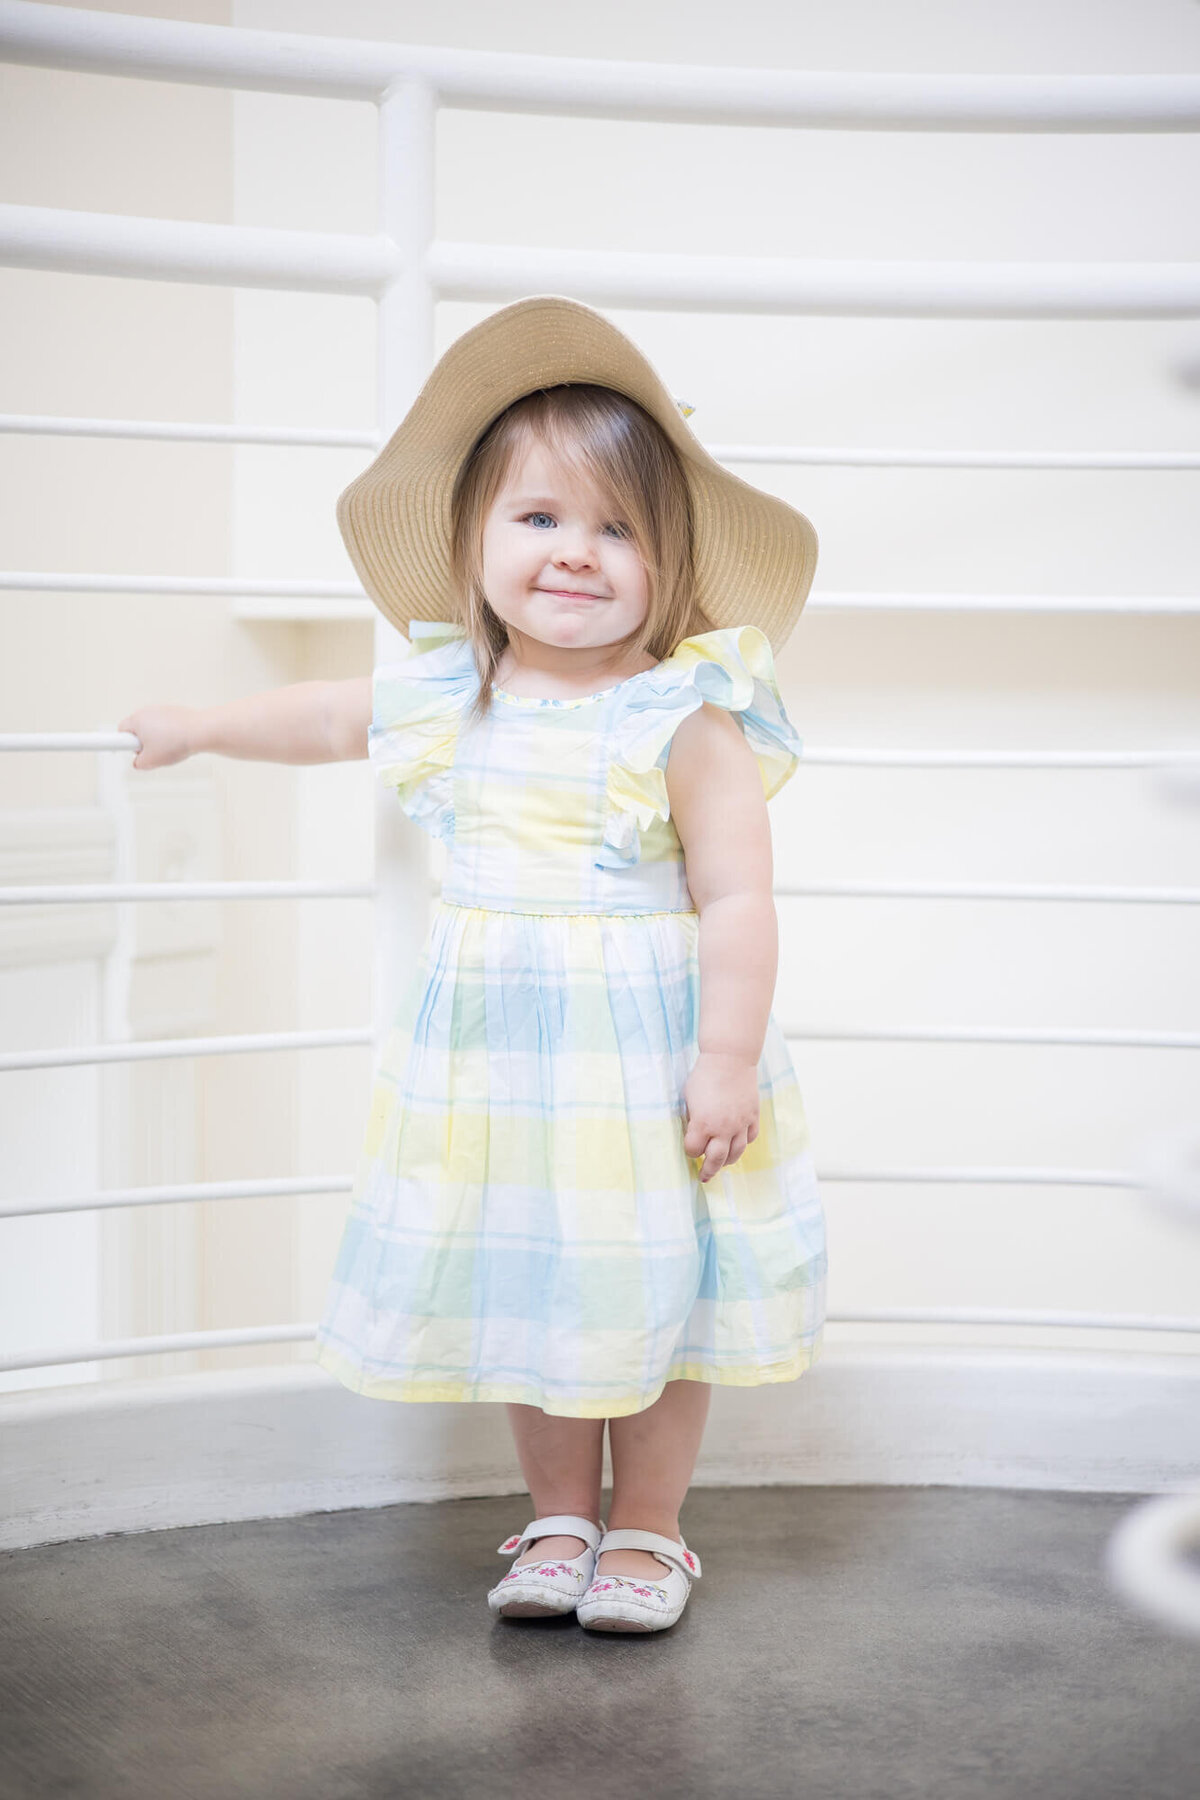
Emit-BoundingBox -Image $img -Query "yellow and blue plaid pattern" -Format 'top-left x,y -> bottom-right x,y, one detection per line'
314,621 -> 827,1417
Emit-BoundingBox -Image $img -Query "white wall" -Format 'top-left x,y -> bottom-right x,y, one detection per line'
1,0 -> 1197,1407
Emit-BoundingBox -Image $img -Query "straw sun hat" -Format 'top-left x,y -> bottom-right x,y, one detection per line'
336,294 -> 818,655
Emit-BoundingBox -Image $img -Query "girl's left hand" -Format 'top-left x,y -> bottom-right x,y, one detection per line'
682,1051 -> 761,1184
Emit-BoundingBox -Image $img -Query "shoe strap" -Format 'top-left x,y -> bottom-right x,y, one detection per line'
496,1514 -> 605,1557
596,1528 -> 702,1580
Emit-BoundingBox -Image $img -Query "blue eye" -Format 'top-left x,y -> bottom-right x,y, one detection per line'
520,512 -> 630,538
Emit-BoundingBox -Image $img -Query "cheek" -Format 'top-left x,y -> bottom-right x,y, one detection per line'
482,535 -> 517,585
615,548 -> 650,600
489,531 -> 537,573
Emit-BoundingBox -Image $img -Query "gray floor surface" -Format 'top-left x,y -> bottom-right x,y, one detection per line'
2,1486 -> 1198,1800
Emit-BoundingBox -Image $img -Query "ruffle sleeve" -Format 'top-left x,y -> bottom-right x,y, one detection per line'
597,624 -> 803,872
367,620 -> 479,842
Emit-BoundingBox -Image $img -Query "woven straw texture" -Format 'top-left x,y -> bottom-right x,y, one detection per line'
336,295 -> 818,654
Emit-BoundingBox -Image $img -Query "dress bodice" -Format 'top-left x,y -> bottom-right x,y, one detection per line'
368,620 -> 803,916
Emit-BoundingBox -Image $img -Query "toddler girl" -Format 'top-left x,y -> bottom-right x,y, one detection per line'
120,295 -> 827,1634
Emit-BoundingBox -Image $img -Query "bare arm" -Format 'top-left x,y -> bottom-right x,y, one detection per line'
119,675 -> 372,770
666,702 -> 776,1183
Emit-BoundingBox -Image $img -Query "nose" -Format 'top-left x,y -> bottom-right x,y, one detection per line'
551,524 -> 600,569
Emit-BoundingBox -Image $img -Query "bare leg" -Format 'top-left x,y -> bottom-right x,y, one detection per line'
598,1378 -> 712,1580
504,1403 -> 606,1565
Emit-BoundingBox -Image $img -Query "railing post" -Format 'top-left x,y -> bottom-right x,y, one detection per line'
372,76 -> 437,1054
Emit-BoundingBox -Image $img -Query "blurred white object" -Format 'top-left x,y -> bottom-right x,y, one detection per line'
1107,1494 -> 1200,1639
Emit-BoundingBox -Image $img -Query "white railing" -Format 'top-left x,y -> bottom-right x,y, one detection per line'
4,0 -> 1194,1634
5,414 -> 1200,467
4,576 -> 1200,616
0,2 -> 1197,1388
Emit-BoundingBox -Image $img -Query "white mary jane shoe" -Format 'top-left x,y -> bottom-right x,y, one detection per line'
487,1513 -> 607,1619
576,1528 -> 702,1633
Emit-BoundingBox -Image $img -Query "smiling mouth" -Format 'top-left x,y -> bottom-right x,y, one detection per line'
540,588 -> 605,600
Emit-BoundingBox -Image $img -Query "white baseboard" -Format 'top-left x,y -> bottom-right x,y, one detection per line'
2,1346 -> 1197,1551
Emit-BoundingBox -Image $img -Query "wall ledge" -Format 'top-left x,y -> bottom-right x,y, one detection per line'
2,1345 -> 1197,1551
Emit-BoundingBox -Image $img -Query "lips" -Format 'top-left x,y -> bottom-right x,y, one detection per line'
539,588 -> 605,600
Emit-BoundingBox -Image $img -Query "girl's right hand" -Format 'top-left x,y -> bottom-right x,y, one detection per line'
117,705 -> 197,771
682,1051 -> 761,1184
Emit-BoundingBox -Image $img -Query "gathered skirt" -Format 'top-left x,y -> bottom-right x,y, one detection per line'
314,899 -> 827,1418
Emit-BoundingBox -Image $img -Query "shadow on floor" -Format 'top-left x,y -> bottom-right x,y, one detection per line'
2,1487 -> 1198,1800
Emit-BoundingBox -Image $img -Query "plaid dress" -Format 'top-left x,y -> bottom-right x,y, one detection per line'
314,619 -> 827,1418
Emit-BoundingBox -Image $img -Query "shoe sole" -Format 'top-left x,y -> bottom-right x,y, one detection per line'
490,1582 -> 581,1617
580,1615 -> 658,1632
489,1577 -> 586,1618
578,1605 -> 683,1632
495,1599 -> 576,1617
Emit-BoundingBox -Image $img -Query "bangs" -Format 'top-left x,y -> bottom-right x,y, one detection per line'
448,381 -> 715,727
488,403 -> 643,539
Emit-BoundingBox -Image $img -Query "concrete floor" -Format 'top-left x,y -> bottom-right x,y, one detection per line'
1,1487 -> 1197,1800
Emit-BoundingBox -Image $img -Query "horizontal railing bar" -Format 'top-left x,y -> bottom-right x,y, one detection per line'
800,749 -> 1200,768
0,203 -> 399,295
431,242 -> 1200,318
0,412 -> 378,447
0,1175 -> 353,1220
5,203 -> 1200,317
2,4 -> 1198,128
0,1163 -> 1150,1221
4,728 -> 1197,773
4,573 -> 1200,616
5,1305 -> 1197,1373
0,1323 -> 318,1374
805,591 -> 1200,614
0,880 -> 374,903
784,1024 -> 1200,1049
776,879 -> 1200,904
0,1027 -> 372,1073
0,574 -> 370,598
228,593 -> 1200,620
711,444 -> 1200,470
3,1018 -> 1194,1075
0,729 -> 165,749
0,864 -> 1195,911
834,1309 -> 1200,1331
816,1165 -> 1144,1188
4,415 -> 1198,469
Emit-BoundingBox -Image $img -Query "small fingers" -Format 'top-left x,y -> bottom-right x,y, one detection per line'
682,1118 -> 709,1160
698,1136 -> 730,1183
693,1122 -> 757,1183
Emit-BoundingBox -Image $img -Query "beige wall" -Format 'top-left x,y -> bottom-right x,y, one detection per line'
2,0 -> 1198,1393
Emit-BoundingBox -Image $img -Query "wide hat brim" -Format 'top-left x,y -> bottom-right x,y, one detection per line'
336,295 -> 818,655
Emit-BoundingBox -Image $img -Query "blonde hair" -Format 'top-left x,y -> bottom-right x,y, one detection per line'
449,383 -> 716,724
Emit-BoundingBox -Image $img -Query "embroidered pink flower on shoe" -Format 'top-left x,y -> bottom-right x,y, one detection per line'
498,1535 -> 524,1553
501,1561 -> 584,1583
683,1551 -> 696,1571
587,1575 -> 669,1606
